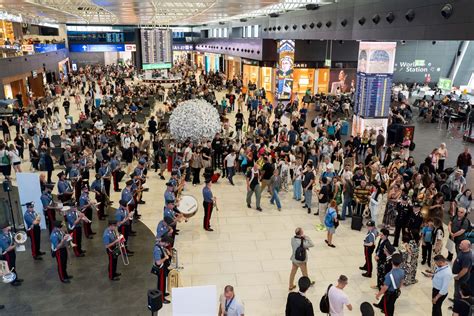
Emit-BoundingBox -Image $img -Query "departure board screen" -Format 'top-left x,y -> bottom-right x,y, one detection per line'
140,29 -> 173,69
354,72 -> 392,118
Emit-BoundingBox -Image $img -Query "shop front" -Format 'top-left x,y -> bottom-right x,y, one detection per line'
293,62 -> 317,95
242,58 -> 260,89
204,53 -> 221,73
193,52 -> 204,69
172,44 -> 193,64
315,68 -> 330,93
225,55 -> 241,79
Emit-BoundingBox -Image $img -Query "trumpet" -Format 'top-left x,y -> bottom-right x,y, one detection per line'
77,211 -> 92,224
113,229 -> 129,266
64,233 -> 77,248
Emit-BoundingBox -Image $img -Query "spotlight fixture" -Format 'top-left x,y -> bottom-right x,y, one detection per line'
441,4 -> 453,19
263,28 -> 267,32
305,3 -> 320,10
272,26 -> 277,31
309,22 -> 315,29
386,12 -> 395,23
405,9 -> 415,22
317,22 -> 323,28
340,19 -> 347,27
277,26 -> 281,31
358,17 -> 366,25
284,25 -> 289,30
400,40 -> 406,45
372,14 -> 380,24
432,41 -> 437,45
302,24 -> 307,29
326,21 -> 332,28
292,25 -> 297,30
269,13 -> 279,18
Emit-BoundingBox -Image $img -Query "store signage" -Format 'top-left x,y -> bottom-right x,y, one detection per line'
124,44 -> 136,52
438,77 -> 452,91
294,62 -> 318,69
21,45 -> 34,52
242,59 -> 259,66
395,60 -> 440,73
69,44 -> 126,52
414,59 -> 425,67
34,43 -> 66,53
173,44 -> 193,51
142,63 -> 172,70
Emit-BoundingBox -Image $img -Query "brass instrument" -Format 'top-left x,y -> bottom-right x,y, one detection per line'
13,231 -> 27,245
167,248 -> 182,293
77,210 -> 92,224
113,229 -> 129,266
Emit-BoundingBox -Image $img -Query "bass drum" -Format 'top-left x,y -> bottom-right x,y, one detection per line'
177,195 -> 198,218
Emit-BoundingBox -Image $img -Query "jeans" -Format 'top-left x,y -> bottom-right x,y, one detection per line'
226,167 -> 235,183
341,197 -> 353,219
246,184 -> 261,208
270,188 -> 281,209
293,179 -> 302,200
304,190 -> 312,209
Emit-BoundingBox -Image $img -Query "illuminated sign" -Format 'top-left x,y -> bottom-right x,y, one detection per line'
142,63 -> 172,70
276,39 -> 295,101
69,44 -> 126,52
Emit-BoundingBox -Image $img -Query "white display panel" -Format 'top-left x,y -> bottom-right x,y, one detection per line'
17,173 -> 46,229
172,285 -> 217,316
140,29 -> 173,66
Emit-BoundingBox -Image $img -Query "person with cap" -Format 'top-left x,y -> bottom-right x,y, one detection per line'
50,220 -> 72,283
115,199 -> 134,255
360,220 -> 378,278
41,183 -> 57,234
110,154 -> 122,192
218,285 -> 245,316
152,236 -> 173,304
99,159 -> 112,199
164,199 -> 179,242
103,220 -> 121,281
78,184 -> 95,238
23,202 -> 45,260
374,253 -> 405,316
0,222 -> 23,286
156,217 -> 174,241
374,228 -> 395,290
121,179 -> 135,212
57,171 -> 74,203
164,181 -> 176,204
392,194 -> 412,247
203,178 -> 215,232
69,160 -> 82,202
65,206 -> 85,257
90,173 -> 106,220
285,276 -> 314,316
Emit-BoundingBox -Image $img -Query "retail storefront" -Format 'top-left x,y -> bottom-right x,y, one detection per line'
315,68 -> 330,93
204,53 -> 221,73
293,63 -> 317,95
172,44 -> 193,64
2,68 -> 45,105
242,58 -> 260,88
225,55 -> 241,79
193,52 -> 204,69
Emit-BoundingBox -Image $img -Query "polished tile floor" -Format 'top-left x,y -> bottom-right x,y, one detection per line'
2,85 -> 473,315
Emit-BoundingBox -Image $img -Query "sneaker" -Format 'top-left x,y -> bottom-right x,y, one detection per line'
278,208 -> 281,212
361,273 -> 371,278
163,299 -> 171,304
256,207 -> 262,212
247,204 -> 251,208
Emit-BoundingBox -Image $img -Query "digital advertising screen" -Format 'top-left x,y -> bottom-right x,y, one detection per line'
276,40 -> 295,101
329,68 -> 356,94
357,42 -> 397,74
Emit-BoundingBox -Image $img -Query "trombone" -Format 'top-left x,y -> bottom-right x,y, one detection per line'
113,229 -> 129,266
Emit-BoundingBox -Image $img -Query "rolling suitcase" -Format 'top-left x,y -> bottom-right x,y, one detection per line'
351,214 -> 363,231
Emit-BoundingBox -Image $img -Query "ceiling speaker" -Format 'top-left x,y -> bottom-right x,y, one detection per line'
441,4 -> 453,19
326,21 -> 332,28
386,12 -> 395,23
372,14 -> 380,24
317,22 -> 323,28
340,19 -> 347,27
405,9 -> 415,22
309,22 -> 315,29
358,17 -> 366,25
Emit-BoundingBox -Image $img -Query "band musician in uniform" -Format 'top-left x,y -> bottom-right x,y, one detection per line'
115,199 -> 134,255
41,183 -> 57,234
78,185 -> 95,238
23,202 -> 45,260
65,206 -> 85,257
0,223 -> 23,286
103,220 -> 121,281
57,171 -> 74,204
50,221 -> 72,283
360,220 -> 377,278
202,179 -> 216,231
152,236 -> 173,304
90,173 -> 107,220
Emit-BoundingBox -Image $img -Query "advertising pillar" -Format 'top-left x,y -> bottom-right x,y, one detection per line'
276,40 -> 295,101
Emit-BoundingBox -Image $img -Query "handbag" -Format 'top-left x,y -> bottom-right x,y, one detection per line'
150,264 -> 160,275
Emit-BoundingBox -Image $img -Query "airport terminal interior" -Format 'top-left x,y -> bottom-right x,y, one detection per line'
0,0 -> 474,315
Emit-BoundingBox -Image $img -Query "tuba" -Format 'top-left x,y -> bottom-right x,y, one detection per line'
14,231 -> 27,245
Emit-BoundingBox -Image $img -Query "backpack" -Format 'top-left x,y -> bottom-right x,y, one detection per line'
319,284 -> 333,313
409,142 -> 416,151
294,237 -> 306,261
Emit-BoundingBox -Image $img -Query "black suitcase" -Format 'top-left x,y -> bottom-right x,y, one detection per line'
351,215 -> 363,231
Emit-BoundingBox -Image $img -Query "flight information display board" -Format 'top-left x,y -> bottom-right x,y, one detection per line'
354,72 -> 392,118
140,29 -> 172,68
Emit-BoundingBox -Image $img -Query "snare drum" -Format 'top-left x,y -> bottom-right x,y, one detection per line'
177,195 -> 198,218
61,206 -> 71,215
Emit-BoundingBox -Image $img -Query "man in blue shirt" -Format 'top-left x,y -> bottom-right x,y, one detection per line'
41,183 -> 57,234
424,255 -> 453,316
69,160 -> 82,202
50,220 -> 71,283
103,220 -> 121,281
79,185 -> 94,238
57,171 -> 73,204
65,207 -> 84,257
361,220 -> 377,278
110,154 -> 122,192
156,217 -> 174,241
202,179 -> 215,231
23,202 -> 45,260
153,236 -> 173,304
0,222 -> 23,286
374,253 -> 405,316
99,160 -> 112,198
115,199 -> 133,255
90,174 -> 106,220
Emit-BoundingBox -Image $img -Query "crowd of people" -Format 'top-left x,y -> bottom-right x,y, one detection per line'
0,60 -> 472,315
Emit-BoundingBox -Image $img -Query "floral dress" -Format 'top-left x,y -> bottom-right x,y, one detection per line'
383,191 -> 401,228
402,240 -> 419,285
